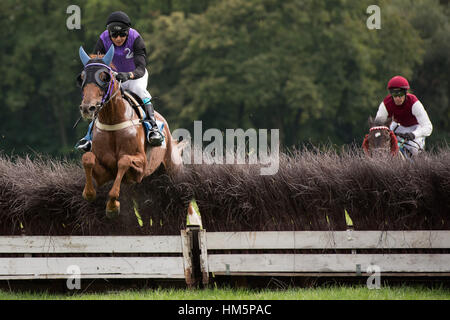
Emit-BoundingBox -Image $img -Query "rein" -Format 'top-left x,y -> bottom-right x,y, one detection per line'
92,78 -> 143,132
93,79 -> 122,119
392,127 -> 422,152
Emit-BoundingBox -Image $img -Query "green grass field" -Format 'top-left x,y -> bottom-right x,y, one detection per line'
1,285 -> 449,300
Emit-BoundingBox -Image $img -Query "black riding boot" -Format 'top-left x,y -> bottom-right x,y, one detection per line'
143,101 -> 163,146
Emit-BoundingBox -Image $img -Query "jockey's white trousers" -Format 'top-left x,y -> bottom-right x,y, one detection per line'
120,68 -> 152,102
390,122 -> 425,156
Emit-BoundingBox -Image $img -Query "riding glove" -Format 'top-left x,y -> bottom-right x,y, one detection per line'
398,132 -> 415,141
115,72 -> 132,82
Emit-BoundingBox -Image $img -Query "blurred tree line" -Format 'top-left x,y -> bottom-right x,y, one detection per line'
0,0 -> 448,157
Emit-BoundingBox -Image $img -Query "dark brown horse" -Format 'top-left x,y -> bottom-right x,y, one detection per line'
362,117 -> 399,157
78,46 -> 184,217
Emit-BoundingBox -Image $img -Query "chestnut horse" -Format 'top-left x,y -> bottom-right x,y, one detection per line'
362,117 -> 400,157
77,46 -> 184,217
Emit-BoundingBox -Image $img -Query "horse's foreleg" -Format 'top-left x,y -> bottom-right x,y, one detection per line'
82,152 -> 97,202
106,155 -> 145,218
106,156 -> 130,217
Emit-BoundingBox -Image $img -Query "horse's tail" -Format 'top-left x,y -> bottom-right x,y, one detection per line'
162,127 -> 188,174
168,138 -> 188,170
154,111 -> 187,173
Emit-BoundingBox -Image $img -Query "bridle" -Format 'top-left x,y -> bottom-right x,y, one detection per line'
80,63 -> 122,113
74,62 -> 122,128
362,125 -> 399,156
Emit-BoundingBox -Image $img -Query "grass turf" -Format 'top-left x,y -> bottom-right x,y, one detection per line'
1,285 -> 449,300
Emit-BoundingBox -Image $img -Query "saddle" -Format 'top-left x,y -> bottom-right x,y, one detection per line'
121,89 -> 166,147
121,89 -> 145,120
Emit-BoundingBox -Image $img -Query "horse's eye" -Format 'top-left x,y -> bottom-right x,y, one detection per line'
99,72 -> 111,82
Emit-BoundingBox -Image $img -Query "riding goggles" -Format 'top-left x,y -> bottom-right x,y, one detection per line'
389,89 -> 406,97
110,31 -> 128,38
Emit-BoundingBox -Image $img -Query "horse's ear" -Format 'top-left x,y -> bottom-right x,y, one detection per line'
384,117 -> 393,128
368,116 -> 374,128
79,46 -> 91,66
102,45 -> 114,66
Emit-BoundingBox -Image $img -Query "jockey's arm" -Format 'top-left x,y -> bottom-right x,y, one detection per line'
374,101 -> 388,123
130,36 -> 147,80
411,101 -> 433,138
375,101 -> 400,131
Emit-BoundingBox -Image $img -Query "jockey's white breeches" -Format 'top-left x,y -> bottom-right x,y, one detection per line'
390,123 -> 425,156
120,68 -> 151,101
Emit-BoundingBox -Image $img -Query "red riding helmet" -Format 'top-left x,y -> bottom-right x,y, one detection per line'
387,76 -> 410,90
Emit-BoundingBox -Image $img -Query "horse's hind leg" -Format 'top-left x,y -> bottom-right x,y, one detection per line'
106,154 -> 145,218
82,152 -> 97,202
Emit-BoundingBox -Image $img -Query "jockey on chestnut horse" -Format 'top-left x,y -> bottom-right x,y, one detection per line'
75,11 -> 184,218
76,11 -> 162,151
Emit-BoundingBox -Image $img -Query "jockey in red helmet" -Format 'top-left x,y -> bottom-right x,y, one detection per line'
374,75 -> 432,156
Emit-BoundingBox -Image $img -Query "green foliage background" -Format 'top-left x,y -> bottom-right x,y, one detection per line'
0,0 -> 448,157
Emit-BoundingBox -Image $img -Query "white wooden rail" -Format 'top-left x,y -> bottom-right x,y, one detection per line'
0,230 -> 449,284
205,230 -> 450,250
0,236 -> 182,253
0,234 -> 190,281
199,230 -> 450,282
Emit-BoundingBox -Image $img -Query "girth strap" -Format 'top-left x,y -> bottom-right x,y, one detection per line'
95,118 -> 141,131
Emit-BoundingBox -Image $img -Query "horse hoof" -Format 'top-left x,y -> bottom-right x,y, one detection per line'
106,208 -> 120,219
82,190 -> 96,202
106,201 -> 120,219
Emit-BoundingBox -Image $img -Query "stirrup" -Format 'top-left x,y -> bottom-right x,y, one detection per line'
75,139 -> 92,152
147,130 -> 163,146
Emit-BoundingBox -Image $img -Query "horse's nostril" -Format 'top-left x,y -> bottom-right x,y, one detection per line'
79,105 -> 83,110
89,106 -> 96,112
